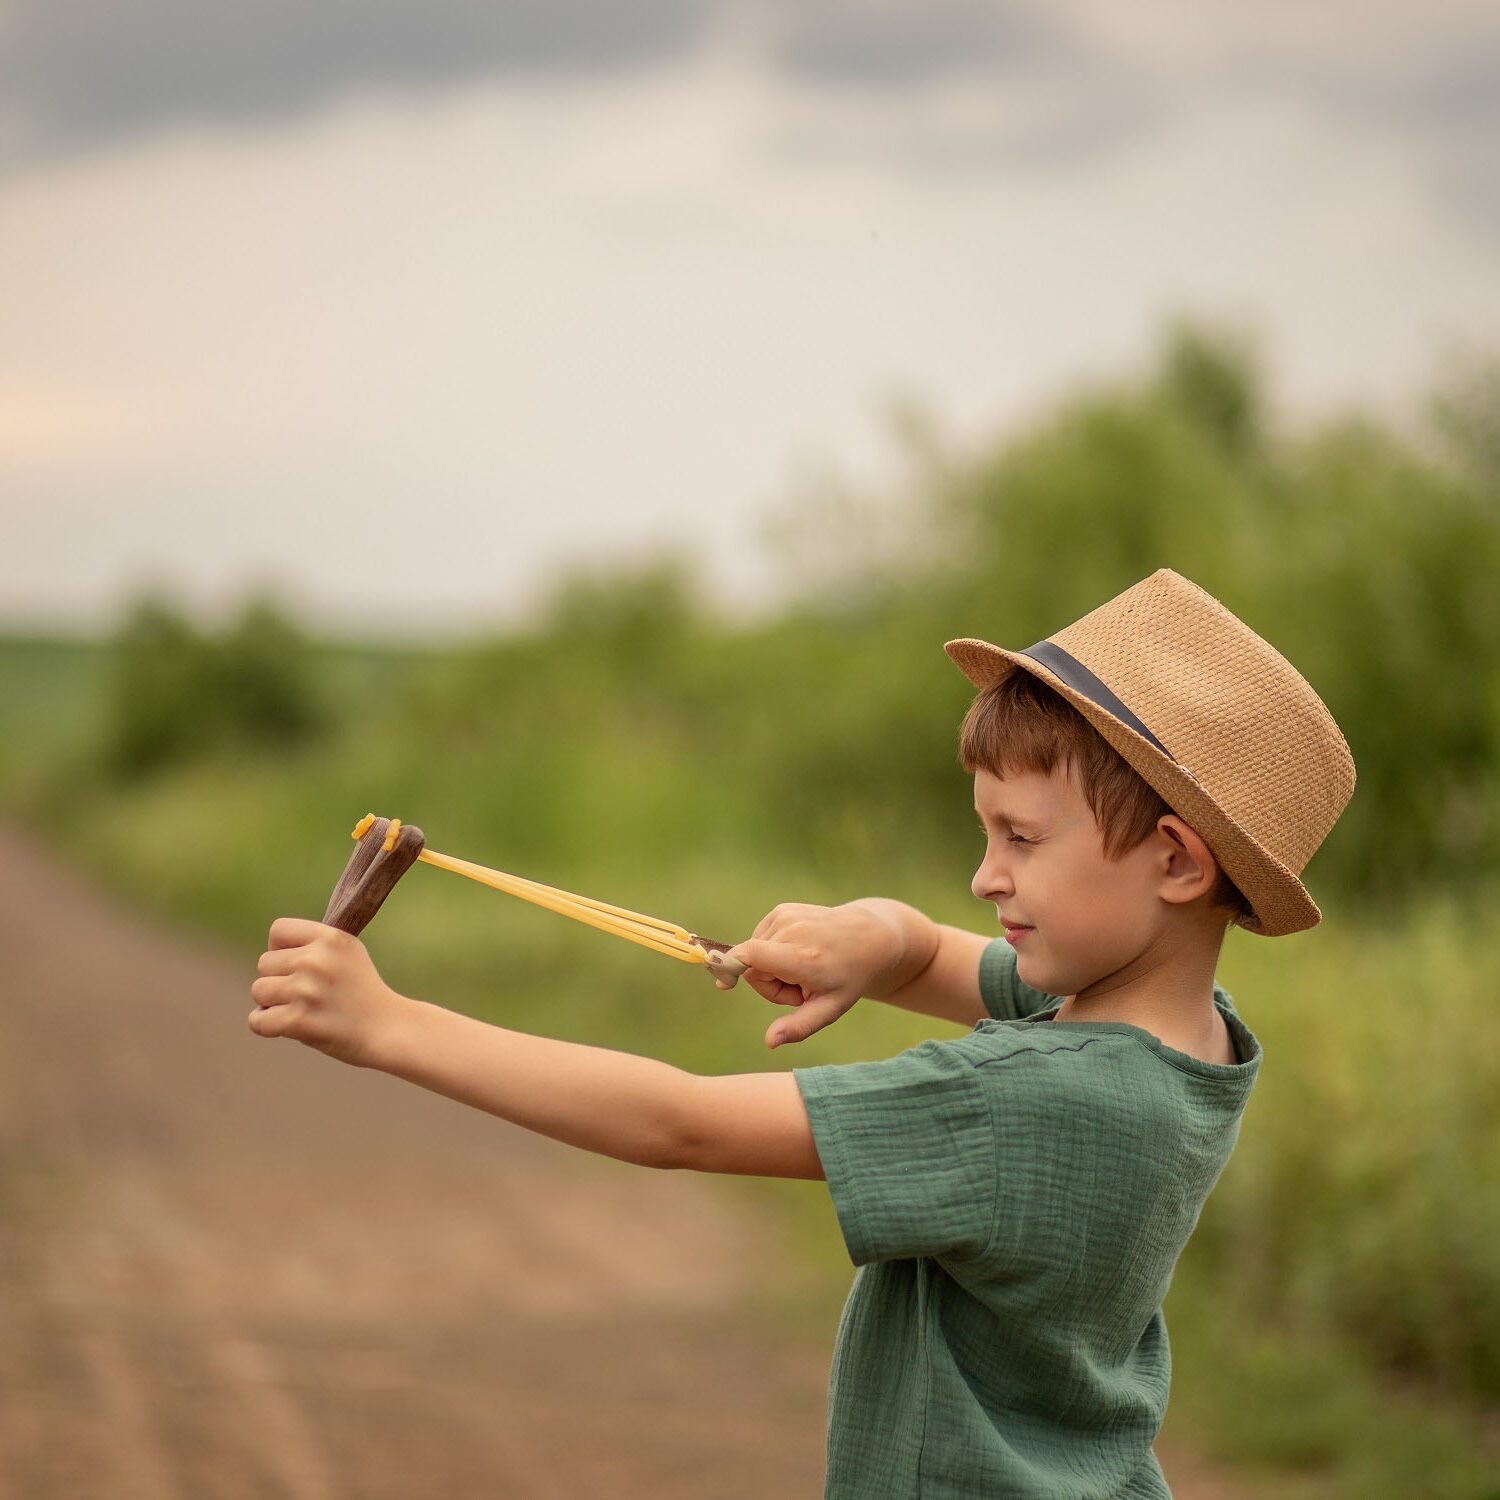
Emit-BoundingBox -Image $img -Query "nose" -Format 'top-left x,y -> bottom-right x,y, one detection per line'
971,845 -> 1012,904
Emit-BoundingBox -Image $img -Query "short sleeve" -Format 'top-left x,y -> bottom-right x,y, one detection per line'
977,937 -> 1059,1021
794,1043 -> 996,1266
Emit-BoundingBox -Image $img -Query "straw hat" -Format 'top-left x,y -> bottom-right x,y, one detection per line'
945,569 -> 1355,936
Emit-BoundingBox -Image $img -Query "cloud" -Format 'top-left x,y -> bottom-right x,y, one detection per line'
6,0 -> 1497,214
745,0 -> 1168,175
0,0 -> 1163,185
2,32 -> 1497,635
750,0 -> 1500,215
1156,16 -> 1500,241
1325,39 -> 1500,235
764,0 -> 1063,86
0,0 -> 705,164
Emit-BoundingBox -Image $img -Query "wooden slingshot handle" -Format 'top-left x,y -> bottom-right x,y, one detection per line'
322,817 -> 426,937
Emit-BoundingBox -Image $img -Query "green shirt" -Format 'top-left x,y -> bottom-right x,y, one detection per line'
794,938 -> 1260,1499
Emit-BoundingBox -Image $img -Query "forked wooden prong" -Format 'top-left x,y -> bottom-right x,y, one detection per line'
322,815 -> 388,924
323,816 -> 426,937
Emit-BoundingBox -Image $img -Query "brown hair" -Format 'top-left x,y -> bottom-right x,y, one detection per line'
959,670 -> 1252,921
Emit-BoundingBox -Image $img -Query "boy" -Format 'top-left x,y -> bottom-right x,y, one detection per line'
251,569 -> 1354,1497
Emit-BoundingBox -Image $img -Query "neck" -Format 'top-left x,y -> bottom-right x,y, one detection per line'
1054,916 -> 1228,1036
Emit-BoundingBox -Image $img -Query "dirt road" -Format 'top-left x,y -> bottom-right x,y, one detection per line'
0,824 -> 1241,1499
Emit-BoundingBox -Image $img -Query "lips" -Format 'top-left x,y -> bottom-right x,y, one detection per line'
1002,921 -> 1033,944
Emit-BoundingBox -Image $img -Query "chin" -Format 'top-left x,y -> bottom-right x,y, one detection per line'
1013,951 -> 1061,996
1014,949 -> 1090,1000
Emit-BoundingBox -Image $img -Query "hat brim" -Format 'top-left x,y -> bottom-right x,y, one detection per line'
945,637 -> 1322,937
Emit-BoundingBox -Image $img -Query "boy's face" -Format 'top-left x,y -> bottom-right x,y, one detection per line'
971,764 -> 1170,1001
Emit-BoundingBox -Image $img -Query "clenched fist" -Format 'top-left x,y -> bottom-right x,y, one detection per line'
250,917 -> 409,1067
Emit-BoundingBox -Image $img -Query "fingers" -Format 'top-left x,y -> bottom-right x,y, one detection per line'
248,966 -> 316,1043
731,912 -> 875,1047
268,916 -> 339,950
749,903 -> 827,944
727,937 -> 815,983
250,971 -> 288,1004
765,992 -> 858,1050
254,935 -> 327,992
251,938 -> 322,1012
256,919 -> 353,1004
725,942 -> 808,1007
248,1002 -> 298,1038
748,976 -> 805,1005
249,921 -> 384,1061
728,937 -> 848,1046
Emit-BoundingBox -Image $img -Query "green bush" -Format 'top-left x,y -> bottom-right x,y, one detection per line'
104,592 -> 326,778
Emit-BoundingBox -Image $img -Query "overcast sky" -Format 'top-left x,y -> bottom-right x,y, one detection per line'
3,0 -> 1498,636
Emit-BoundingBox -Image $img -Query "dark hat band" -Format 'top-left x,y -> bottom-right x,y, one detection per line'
1019,641 -> 1177,763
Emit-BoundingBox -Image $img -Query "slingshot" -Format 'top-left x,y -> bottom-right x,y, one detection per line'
322,814 -> 749,987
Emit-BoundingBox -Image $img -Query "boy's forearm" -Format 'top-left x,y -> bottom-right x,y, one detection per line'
369,999 -> 703,1167
366,998 -> 822,1178
849,900 -> 989,1026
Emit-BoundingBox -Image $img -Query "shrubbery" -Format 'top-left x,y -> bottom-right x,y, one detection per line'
105,593 -> 325,778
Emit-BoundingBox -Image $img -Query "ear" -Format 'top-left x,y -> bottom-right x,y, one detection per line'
1154,815 -> 1219,906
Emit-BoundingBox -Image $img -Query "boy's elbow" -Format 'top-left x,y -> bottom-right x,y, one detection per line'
641,1075 -> 823,1179
650,1110 -> 718,1173
618,1137 -> 696,1172
613,1083 -> 717,1172
639,1078 -> 737,1174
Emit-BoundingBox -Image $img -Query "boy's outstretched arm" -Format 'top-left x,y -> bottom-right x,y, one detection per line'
250,918 -> 823,1180
728,900 -> 991,1048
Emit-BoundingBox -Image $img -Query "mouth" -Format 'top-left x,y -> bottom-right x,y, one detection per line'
1001,920 -> 1033,944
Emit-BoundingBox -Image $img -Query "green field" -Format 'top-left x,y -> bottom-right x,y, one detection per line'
6,329 -> 1498,1496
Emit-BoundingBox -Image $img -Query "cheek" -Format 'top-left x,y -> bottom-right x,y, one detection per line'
1076,864 -> 1156,932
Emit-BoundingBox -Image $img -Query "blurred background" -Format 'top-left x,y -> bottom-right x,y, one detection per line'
3,2 -> 1499,1496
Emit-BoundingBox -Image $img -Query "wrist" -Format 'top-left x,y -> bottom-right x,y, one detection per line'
358,990 -> 429,1073
846,898 -> 937,997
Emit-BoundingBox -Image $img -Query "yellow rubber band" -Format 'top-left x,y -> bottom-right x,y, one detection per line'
354,815 -> 706,965
414,849 -> 704,964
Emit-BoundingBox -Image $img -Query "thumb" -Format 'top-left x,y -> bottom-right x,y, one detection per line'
765,990 -> 857,1049
724,937 -> 813,1005
727,937 -> 813,985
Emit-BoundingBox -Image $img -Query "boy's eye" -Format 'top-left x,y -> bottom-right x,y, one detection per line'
1007,833 -> 1033,845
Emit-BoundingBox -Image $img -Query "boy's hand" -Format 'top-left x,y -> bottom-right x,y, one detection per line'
249,917 -> 409,1067
726,901 -> 908,1049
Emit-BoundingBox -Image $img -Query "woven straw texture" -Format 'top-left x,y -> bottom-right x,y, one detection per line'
945,569 -> 1355,936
